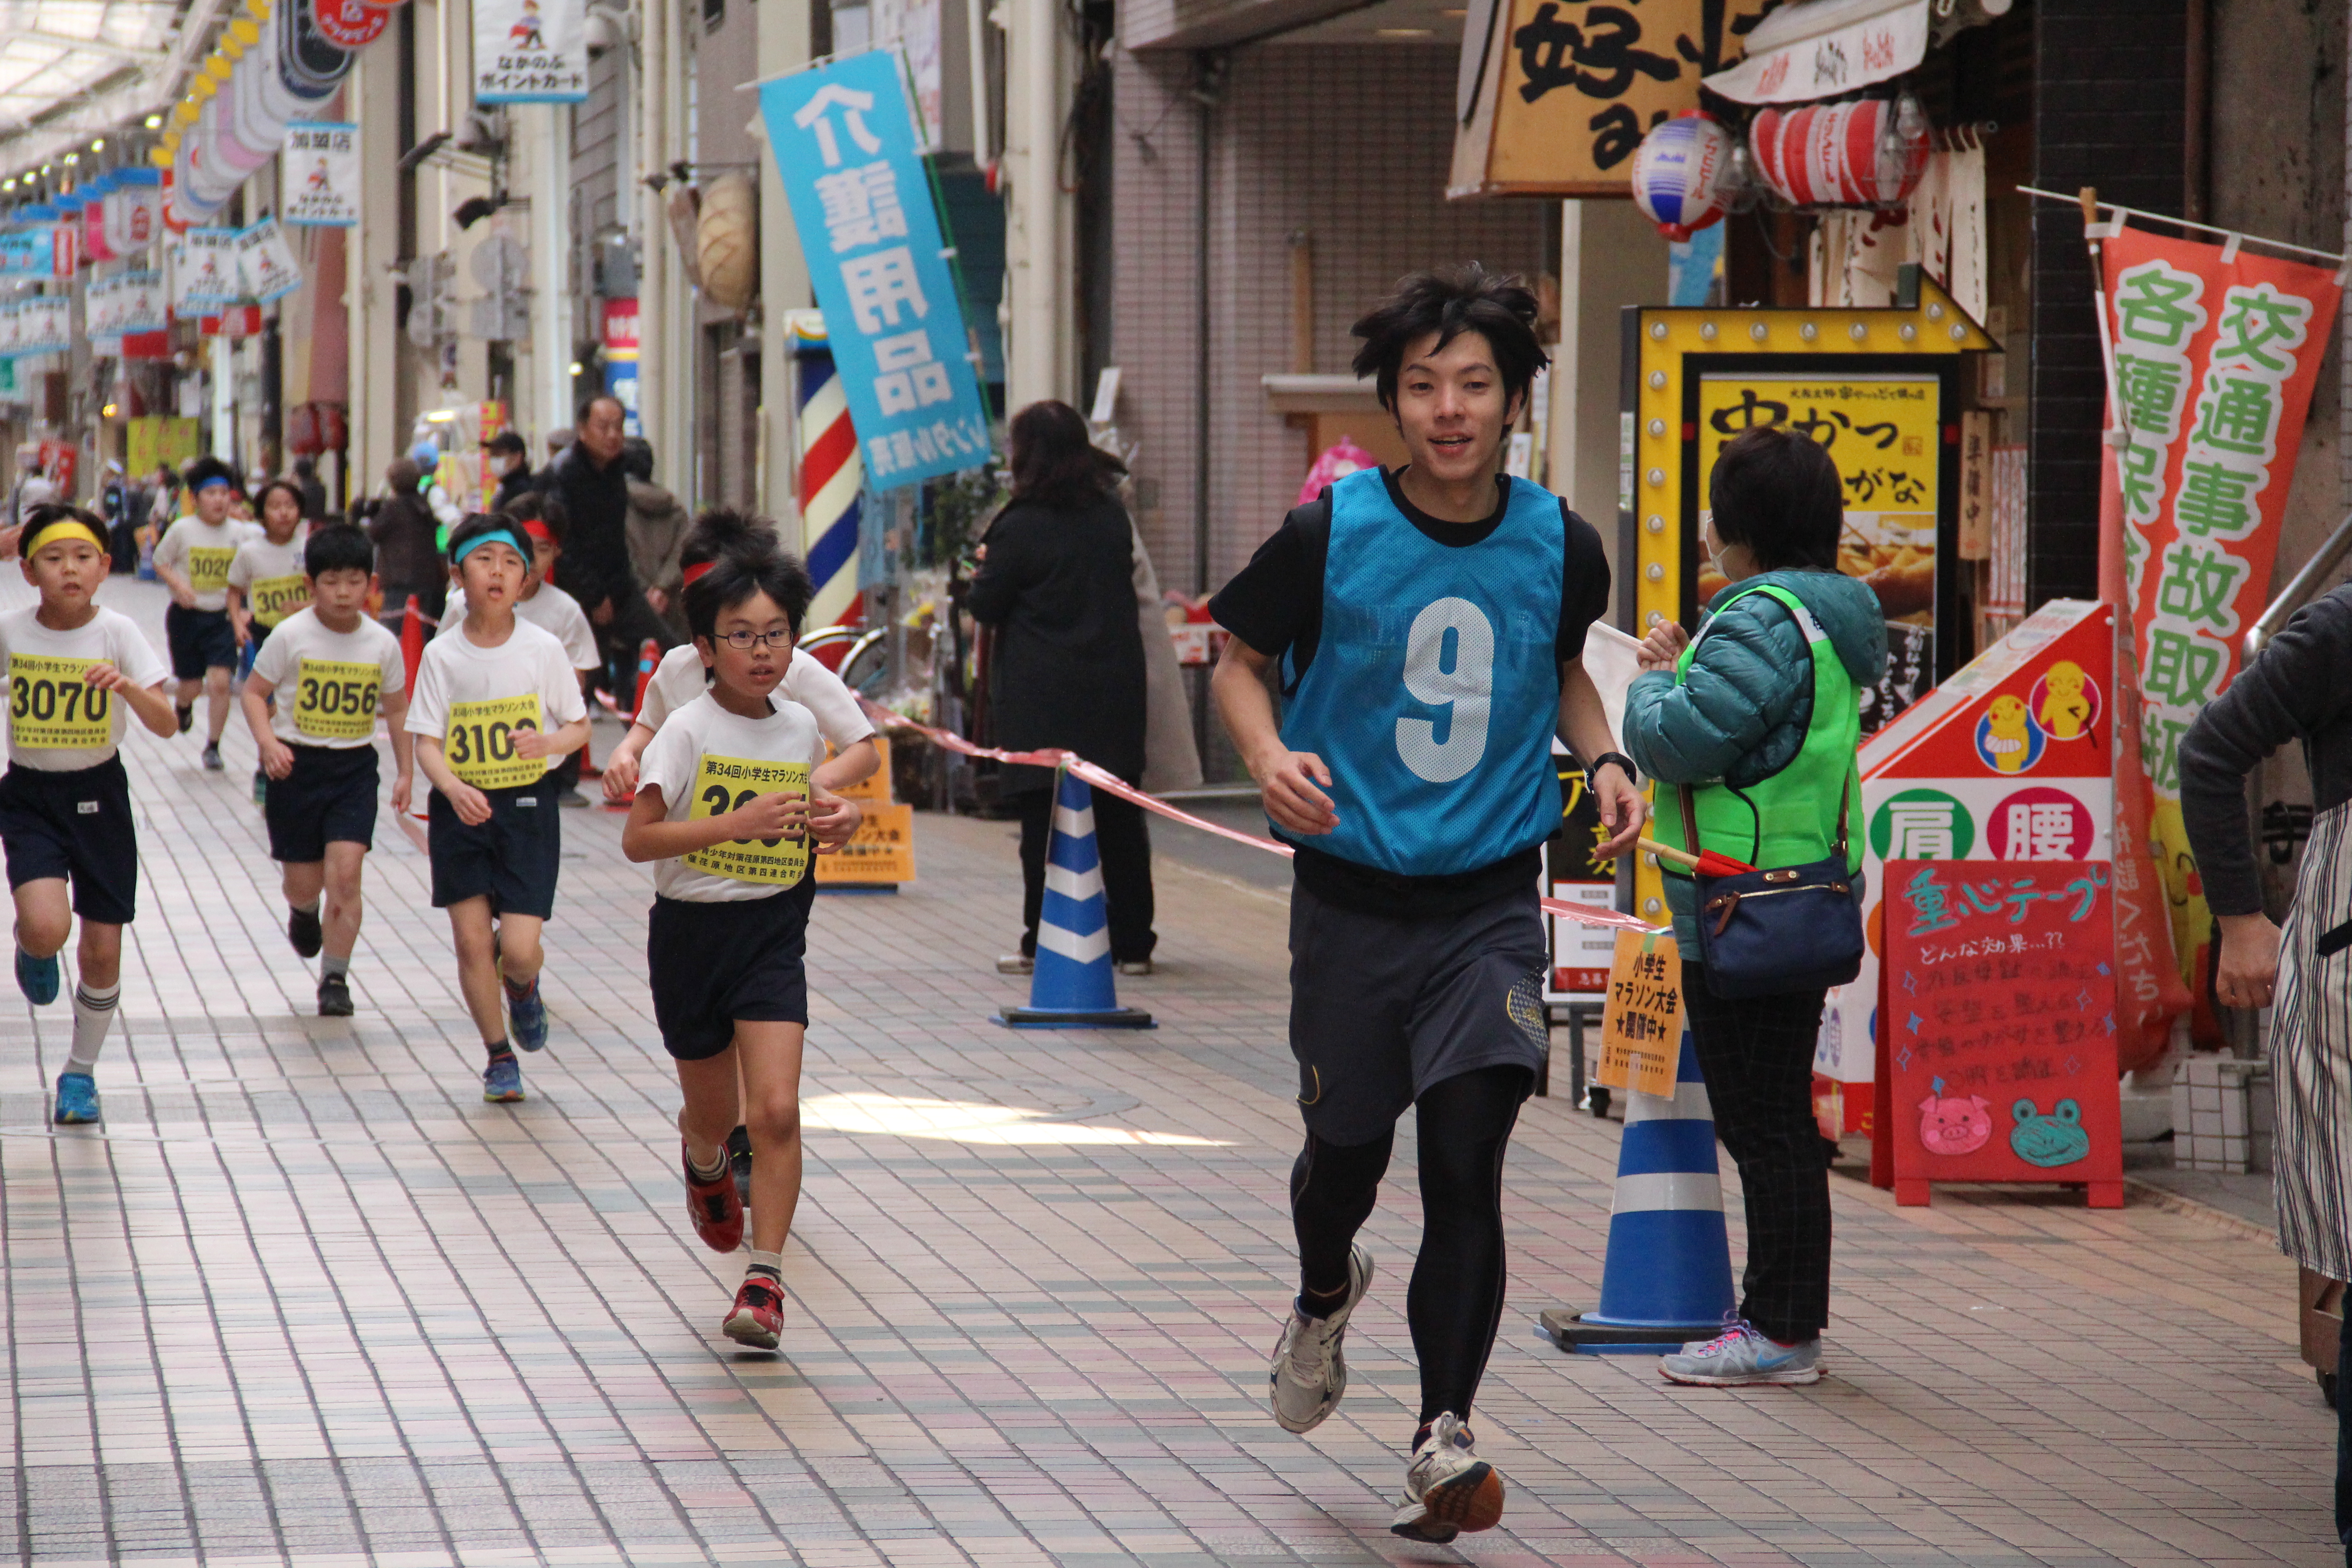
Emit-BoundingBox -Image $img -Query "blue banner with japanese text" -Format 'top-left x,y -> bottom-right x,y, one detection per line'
759,52 -> 990,492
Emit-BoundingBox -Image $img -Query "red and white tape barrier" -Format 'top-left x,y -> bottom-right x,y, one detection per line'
856,697 -> 1665,935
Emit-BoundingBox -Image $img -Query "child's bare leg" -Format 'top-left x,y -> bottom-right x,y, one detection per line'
736,1021 -> 806,1254
676,1049 -> 742,1171
13,878 -> 71,960
447,897 -> 505,1044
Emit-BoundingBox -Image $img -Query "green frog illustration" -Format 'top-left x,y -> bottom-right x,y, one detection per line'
2009,1098 -> 2090,1168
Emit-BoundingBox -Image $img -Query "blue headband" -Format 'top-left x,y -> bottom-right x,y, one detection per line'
192,475 -> 231,492
451,528 -> 530,567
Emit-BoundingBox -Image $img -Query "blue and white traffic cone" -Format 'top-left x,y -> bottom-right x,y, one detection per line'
996,769 -> 1154,1029
1541,1027 -> 1735,1352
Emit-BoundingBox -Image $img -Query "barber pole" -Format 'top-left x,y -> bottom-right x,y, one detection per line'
794,318 -> 863,630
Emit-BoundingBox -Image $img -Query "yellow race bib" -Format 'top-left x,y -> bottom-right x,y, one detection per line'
7,654 -> 111,750
681,753 -> 812,885
248,573 -> 310,627
293,657 -> 381,741
187,546 -> 236,594
443,694 -> 544,789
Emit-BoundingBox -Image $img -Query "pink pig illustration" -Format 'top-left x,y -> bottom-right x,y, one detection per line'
1917,1078 -> 1994,1156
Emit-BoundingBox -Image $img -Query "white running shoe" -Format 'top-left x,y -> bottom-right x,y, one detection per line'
1267,1242 -> 1373,1433
1390,1411 -> 1504,1543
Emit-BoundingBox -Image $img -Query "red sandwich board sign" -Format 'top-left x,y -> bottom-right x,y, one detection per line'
1874,857 -> 2123,1208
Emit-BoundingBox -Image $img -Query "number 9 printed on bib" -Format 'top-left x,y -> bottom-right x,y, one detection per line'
293,657 -> 382,740
8,654 -> 111,749
443,695 -> 546,789
249,574 -> 311,627
682,755 -> 812,884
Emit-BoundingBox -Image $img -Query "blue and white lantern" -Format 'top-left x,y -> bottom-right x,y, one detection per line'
1632,111 -> 1735,242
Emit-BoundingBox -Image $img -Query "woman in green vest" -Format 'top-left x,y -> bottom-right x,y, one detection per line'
1622,425 -> 1886,1388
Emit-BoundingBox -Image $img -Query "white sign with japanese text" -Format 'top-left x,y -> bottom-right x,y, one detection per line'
283,123 -> 361,226
475,0 -> 588,103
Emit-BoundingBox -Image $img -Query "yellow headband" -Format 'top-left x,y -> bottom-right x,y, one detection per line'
21,519 -> 108,559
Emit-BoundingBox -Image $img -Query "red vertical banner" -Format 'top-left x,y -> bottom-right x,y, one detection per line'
2100,225 -> 2344,1014
1883,858 -> 2123,1208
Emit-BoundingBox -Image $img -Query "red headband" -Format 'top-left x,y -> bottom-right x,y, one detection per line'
519,519 -> 556,546
681,559 -> 715,586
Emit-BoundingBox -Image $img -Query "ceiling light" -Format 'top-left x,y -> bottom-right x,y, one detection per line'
89,139 -> 103,152
144,114 -> 162,129
61,154 -> 76,166
2,181 -> 13,192
1375,25 -> 1432,34
568,361 -> 584,376
101,403 -> 118,418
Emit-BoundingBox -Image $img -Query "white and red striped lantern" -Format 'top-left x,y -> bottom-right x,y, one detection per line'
1748,95 -> 1930,209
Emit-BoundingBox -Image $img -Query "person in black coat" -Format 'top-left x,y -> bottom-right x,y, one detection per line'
968,400 -> 1156,973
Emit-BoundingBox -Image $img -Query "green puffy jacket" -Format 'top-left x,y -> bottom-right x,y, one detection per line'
1623,569 -> 1888,951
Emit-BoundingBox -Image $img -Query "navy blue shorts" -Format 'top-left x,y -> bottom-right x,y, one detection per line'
165,603 -> 237,679
647,877 -> 818,1059
0,758 -> 138,926
427,775 -> 563,917
265,744 -> 380,862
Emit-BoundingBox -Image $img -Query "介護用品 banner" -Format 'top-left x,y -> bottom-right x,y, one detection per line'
759,51 -> 990,492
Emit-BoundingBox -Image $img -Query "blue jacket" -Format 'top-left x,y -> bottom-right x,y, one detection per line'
1623,569 -> 1887,951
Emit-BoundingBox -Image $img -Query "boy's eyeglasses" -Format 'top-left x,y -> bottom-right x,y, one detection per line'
714,629 -> 794,650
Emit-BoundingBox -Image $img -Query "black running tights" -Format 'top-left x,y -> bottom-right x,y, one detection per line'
1290,1063 -> 1531,1431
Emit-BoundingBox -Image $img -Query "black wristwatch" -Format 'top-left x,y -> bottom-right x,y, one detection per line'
1585,752 -> 1638,788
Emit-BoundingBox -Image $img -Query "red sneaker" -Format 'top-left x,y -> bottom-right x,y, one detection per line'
683,1142 -> 744,1252
724,1275 -> 785,1349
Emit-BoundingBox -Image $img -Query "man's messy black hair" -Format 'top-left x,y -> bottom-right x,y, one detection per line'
1349,263 -> 1548,414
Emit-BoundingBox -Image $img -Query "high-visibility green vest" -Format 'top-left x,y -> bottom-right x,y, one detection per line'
1654,581 -> 1863,875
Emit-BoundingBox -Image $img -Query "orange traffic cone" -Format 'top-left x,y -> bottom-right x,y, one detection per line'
630,638 -> 659,720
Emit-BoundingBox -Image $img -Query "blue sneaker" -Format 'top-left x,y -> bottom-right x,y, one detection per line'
52,1071 -> 98,1124
1658,1320 -> 1822,1387
507,980 -> 548,1053
482,1054 -> 524,1102
15,946 -> 58,1005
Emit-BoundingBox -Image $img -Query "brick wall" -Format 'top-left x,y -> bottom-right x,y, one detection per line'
2027,0 -> 2186,605
1110,41 -> 1549,601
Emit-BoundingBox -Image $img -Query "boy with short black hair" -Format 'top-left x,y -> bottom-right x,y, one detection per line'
621,545 -> 859,1349
406,514 -> 592,1101
153,455 -> 255,770
243,525 -> 415,1017
0,506 -> 181,1123
437,492 -> 601,805
1210,263 -> 1645,1544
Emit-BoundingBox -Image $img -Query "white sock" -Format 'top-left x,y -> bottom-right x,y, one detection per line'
66,981 -> 120,1074
746,1249 -> 783,1283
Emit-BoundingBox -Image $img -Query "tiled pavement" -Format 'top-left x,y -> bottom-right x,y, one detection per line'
0,573 -> 2337,1566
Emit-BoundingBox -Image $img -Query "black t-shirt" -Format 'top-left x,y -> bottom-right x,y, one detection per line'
1207,468 -> 1612,916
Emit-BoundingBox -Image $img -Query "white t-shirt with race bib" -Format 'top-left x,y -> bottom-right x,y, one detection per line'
250,608 -> 407,749
0,603 -> 171,771
440,582 -> 600,673
637,643 -> 874,756
636,690 -> 822,903
154,516 -> 257,611
405,618 -> 588,790
226,529 -> 313,629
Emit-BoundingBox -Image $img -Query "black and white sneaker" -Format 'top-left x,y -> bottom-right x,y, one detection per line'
1268,1242 -> 1373,1433
201,741 -> 223,771
1391,1412 -> 1504,1544
317,973 -> 354,1017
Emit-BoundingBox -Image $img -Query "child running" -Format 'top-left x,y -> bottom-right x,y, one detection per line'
436,493 -> 602,807
0,506 -> 181,1123
405,514 -> 591,1102
152,456 -> 255,771
241,525 -> 414,1018
620,547 -> 861,1349
599,510 -> 877,1203
227,477 -> 313,803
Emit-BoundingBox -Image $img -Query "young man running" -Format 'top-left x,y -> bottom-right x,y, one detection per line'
1210,264 -> 1644,1543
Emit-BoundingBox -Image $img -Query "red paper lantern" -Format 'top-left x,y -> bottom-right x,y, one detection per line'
1749,95 -> 1930,210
